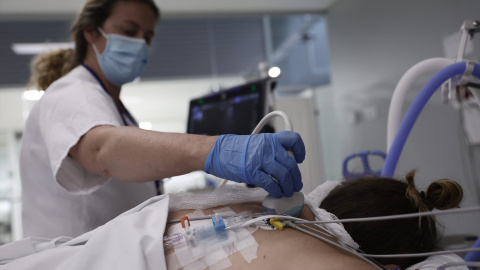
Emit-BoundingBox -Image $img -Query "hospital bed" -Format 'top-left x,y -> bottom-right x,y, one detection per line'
0,183 -> 478,270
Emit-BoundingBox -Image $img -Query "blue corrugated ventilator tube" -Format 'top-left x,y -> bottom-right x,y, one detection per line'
380,61 -> 480,262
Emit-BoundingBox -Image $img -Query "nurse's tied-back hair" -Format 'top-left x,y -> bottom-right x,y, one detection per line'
29,0 -> 160,90
320,169 -> 463,269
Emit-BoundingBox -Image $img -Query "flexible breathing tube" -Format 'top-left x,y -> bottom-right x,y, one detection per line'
381,61 -> 480,178
387,58 -> 454,151
381,61 -> 480,262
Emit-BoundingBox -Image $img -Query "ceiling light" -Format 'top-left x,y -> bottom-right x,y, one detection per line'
268,67 -> 281,78
139,122 -> 153,130
23,89 -> 44,101
11,42 -> 74,55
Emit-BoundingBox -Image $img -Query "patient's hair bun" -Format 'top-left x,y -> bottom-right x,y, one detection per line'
405,169 -> 463,211
425,179 -> 463,210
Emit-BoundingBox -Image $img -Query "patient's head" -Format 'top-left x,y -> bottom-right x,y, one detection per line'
320,170 -> 463,269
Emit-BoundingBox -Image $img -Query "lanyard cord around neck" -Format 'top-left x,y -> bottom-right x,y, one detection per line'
81,64 -> 162,195
81,63 -> 138,127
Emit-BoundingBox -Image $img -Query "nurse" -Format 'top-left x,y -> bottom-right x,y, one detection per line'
20,0 -> 305,238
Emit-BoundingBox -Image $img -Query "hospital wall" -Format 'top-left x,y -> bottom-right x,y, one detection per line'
318,0 -> 480,237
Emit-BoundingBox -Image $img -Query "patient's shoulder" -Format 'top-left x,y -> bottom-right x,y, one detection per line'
235,219 -> 376,269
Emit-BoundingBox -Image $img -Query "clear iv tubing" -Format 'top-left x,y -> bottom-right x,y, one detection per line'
381,61 -> 480,178
226,214 -> 386,270
386,58 -> 454,151
228,205 -> 480,229
217,111 -> 293,187
294,205 -> 480,225
227,207 -> 480,267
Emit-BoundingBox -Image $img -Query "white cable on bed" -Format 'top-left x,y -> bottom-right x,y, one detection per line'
227,213 -> 480,268
227,213 -> 387,269
180,208 -> 480,268
362,247 -> 480,259
225,214 -> 303,229
224,206 -> 480,265
292,205 -> 480,225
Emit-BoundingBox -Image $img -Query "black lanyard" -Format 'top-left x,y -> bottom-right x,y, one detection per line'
81,64 -> 138,127
81,64 -> 162,195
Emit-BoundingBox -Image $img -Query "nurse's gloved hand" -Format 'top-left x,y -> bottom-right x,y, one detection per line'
204,131 -> 306,198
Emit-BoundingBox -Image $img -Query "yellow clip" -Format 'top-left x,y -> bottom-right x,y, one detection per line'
269,218 -> 284,231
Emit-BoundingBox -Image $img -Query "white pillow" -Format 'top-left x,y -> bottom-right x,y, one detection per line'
406,254 -> 468,270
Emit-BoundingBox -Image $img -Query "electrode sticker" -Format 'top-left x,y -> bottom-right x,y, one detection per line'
165,208 -> 258,270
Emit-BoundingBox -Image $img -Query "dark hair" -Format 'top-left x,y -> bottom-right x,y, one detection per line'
30,0 -> 160,90
320,170 -> 463,269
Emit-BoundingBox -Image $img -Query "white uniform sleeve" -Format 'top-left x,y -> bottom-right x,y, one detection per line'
38,73 -> 122,194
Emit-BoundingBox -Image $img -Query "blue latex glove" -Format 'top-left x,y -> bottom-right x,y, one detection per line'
204,131 -> 306,198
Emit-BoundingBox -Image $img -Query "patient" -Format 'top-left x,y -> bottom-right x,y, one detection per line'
165,170 -> 463,270
0,170 -> 463,270
321,169 -> 463,269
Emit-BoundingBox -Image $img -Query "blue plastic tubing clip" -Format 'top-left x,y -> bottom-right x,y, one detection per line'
377,62 -> 480,262
342,150 -> 386,179
212,214 -> 226,233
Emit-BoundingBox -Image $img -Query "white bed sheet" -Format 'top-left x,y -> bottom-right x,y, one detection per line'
0,195 -> 169,270
406,254 -> 468,270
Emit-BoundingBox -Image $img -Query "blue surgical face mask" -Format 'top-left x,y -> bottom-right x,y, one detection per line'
91,27 -> 149,86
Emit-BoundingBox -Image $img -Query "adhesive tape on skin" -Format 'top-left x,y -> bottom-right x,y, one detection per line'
167,208 -> 259,270
262,192 -> 305,217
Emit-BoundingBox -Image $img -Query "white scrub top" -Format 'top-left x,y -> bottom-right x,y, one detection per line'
19,65 -> 156,238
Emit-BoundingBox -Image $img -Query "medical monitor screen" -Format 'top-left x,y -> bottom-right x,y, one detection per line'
187,80 -> 269,136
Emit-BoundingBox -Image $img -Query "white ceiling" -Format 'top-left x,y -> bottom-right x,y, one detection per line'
0,0 -> 336,17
